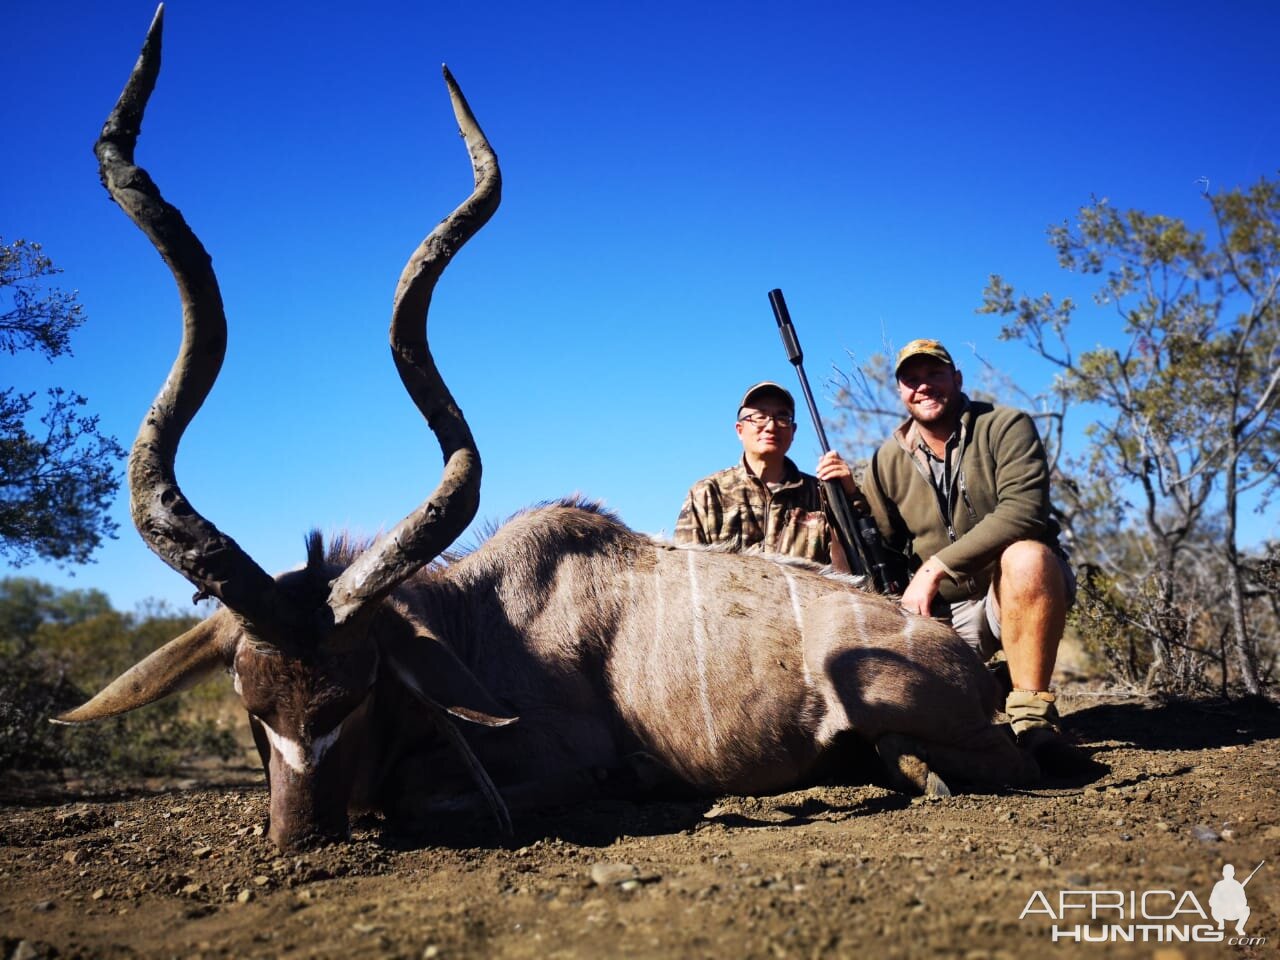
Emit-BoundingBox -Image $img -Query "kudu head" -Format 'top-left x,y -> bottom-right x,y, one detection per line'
55,5 -> 512,849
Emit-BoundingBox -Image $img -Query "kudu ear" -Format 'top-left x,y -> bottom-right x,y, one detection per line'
53,619 -> 231,724
384,624 -> 517,727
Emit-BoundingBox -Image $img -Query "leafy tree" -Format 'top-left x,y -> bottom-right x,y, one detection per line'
1,237 -> 125,566
0,576 -> 112,657
0,576 -> 239,776
979,177 -> 1278,694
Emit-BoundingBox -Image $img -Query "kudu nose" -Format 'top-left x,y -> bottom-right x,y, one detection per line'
267,815 -> 351,851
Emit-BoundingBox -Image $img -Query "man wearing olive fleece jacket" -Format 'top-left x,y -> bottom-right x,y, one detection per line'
857,339 -> 1076,759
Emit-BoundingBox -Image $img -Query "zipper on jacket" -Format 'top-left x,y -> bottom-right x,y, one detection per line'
958,472 -> 978,523
906,449 -> 958,542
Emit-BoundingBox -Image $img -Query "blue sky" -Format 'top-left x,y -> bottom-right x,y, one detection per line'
5,1 -> 1279,613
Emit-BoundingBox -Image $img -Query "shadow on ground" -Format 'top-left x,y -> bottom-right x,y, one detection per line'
1066,694 -> 1279,751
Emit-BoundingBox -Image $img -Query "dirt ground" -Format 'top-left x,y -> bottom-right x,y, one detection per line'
2,694 -> 1278,960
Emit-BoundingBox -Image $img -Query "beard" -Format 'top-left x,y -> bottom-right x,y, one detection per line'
908,392 -> 957,427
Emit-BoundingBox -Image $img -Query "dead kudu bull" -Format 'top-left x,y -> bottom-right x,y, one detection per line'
58,9 -> 1035,850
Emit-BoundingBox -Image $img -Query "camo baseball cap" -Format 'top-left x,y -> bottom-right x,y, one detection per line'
894,339 -> 955,375
738,381 -> 795,414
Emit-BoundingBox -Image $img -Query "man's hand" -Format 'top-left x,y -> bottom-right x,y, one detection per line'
815,451 -> 858,497
900,559 -> 949,617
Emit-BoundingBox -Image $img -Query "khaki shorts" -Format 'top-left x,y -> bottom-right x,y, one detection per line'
948,552 -> 1076,660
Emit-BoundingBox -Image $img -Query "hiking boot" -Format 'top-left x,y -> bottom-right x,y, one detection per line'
1005,688 -> 1061,740
1005,689 -> 1092,776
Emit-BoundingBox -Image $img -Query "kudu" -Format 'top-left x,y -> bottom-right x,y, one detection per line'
59,8 -> 1036,850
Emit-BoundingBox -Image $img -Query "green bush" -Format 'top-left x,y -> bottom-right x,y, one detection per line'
0,577 -> 240,776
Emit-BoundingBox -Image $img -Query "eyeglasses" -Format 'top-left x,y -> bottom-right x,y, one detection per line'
738,412 -> 795,429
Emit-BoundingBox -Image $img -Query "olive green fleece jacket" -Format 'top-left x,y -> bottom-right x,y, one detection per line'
861,397 -> 1062,603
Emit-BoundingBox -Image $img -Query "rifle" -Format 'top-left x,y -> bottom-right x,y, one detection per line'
767,288 -> 905,595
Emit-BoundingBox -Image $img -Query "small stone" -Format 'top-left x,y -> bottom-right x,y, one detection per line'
32,900 -> 56,912
253,875 -> 271,887
590,862 -> 639,887
193,846 -> 213,859
236,889 -> 253,903
252,824 -> 266,837
352,922 -> 382,934
12,941 -> 41,960
181,882 -> 205,896
62,849 -> 82,866
1191,824 -> 1220,843
423,948 -> 441,960
1263,825 -> 1280,841
91,888 -> 106,900
619,880 -> 641,892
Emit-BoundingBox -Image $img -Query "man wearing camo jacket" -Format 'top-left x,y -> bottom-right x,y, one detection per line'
674,381 -> 856,571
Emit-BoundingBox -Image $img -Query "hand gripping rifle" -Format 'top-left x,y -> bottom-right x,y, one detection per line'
767,288 -> 905,595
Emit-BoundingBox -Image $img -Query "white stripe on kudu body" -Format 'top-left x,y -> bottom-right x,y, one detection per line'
620,569 -> 640,706
261,720 -> 345,775
686,549 -> 719,752
902,612 -> 919,659
649,559 -> 667,707
781,567 -> 813,687
845,591 -> 870,639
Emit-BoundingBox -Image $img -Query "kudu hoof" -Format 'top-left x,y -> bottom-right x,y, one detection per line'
876,734 -> 952,797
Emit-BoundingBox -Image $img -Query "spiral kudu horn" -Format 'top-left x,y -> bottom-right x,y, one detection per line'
97,6 -> 499,639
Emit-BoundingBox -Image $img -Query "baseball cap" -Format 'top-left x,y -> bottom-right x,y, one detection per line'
894,339 -> 955,375
738,381 -> 795,414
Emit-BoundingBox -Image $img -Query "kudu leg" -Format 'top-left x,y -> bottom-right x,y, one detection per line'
876,726 -> 1039,795
802,593 -> 1041,796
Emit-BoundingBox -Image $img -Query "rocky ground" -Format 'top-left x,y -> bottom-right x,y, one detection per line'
2,694 -> 1278,960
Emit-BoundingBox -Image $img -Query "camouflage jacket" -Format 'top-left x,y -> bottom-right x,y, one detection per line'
674,456 -> 834,564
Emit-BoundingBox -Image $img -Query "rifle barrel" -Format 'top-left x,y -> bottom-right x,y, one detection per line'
767,287 -> 873,577
769,288 -> 832,452
766,287 -> 905,595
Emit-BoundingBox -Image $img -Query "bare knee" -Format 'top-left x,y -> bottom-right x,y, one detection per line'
996,541 -> 1064,603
